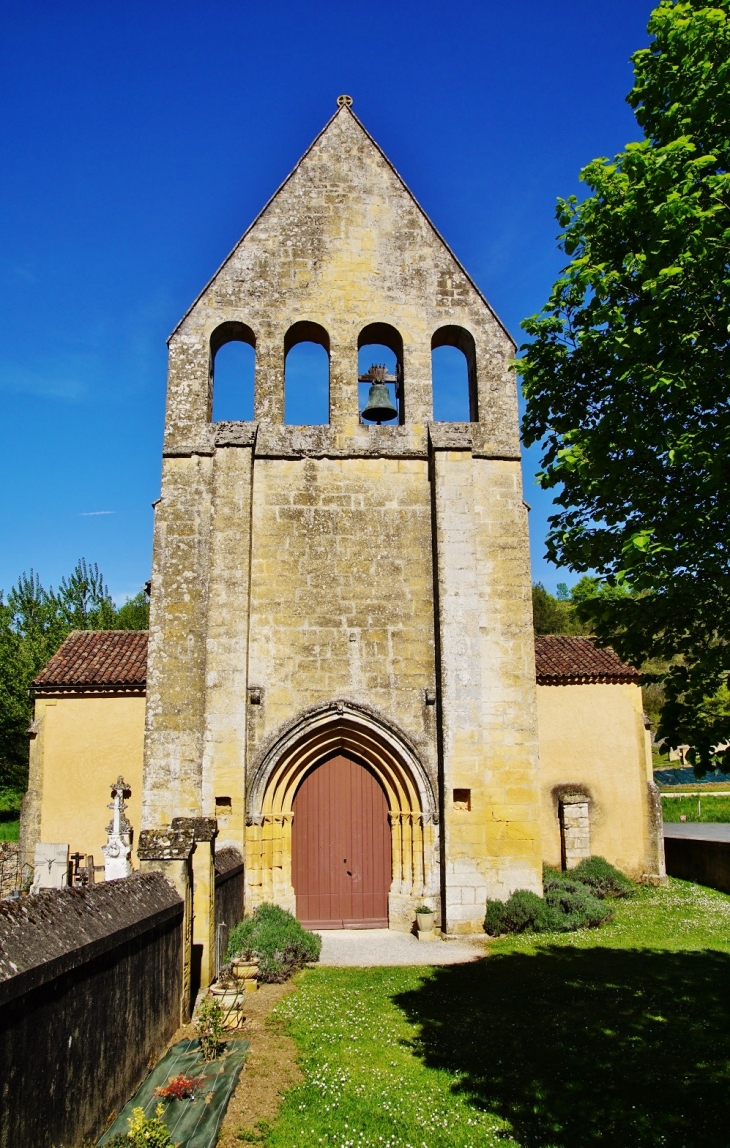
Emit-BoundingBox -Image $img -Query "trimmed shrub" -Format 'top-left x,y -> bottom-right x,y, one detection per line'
226,903 -> 321,983
543,878 -> 613,929
543,856 -> 634,899
484,889 -> 560,935
501,889 -> 556,933
543,864 -> 564,885
571,855 -> 635,898
484,899 -> 507,936
485,873 -> 614,936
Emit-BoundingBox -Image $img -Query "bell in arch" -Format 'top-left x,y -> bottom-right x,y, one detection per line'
359,364 -> 399,424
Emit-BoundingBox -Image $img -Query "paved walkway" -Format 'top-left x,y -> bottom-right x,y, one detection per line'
663,822 -> 730,842
316,928 -> 486,966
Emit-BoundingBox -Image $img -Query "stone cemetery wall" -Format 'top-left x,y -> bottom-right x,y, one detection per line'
0,872 -> 183,1148
664,835 -> 730,896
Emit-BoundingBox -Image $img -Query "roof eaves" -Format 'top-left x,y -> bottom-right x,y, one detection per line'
32,681 -> 146,694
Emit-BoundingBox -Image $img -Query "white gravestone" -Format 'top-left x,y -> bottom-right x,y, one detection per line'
31,842 -> 69,891
101,776 -> 133,881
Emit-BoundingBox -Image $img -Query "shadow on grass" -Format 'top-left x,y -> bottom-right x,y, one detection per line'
395,946 -> 730,1147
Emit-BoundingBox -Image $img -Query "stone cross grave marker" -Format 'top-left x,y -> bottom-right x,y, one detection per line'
101,776 -> 133,881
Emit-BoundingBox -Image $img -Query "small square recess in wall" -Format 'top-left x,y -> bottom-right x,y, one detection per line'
453,788 -> 471,811
215,796 -> 232,814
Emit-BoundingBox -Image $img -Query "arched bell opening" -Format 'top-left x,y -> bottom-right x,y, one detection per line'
358,323 -> 404,426
210,321 -> 256,422
245,702 -> 439,930
431,324 -> 478,422
284,320 -> 330,425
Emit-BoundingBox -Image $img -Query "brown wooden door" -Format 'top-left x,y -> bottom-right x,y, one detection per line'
292,753 -> 391,929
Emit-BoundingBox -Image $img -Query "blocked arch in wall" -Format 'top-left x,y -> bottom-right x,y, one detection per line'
245,701 -> 439,926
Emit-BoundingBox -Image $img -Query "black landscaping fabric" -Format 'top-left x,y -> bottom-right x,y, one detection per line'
97,1037 -> 249,1148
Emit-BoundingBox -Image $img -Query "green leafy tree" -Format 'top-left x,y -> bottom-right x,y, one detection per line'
0,561 -> 149,792
56,558 -> 117,629
533,583 -> 576,635
520,0 -> 730,770
0,573 -> 67,790
115,590 -> 150,630
532,580 -> 593,635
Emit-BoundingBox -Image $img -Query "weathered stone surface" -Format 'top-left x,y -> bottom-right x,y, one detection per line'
0,843 -> 20,900
172,815 -> 218,842
138,826 -> 194,860
559,793 -> 591,869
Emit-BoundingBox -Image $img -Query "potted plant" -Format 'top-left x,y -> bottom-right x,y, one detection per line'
231,953 -> 260,988
415,905 -> 436,938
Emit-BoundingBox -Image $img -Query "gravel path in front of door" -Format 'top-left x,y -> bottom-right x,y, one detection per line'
316,927 -> 485,966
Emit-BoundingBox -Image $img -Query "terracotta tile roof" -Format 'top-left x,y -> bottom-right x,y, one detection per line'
534,635 -> 639,685
32,630 -> 148,692
32,630 -> 637,692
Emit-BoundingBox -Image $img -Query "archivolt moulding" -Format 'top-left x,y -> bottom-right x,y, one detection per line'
246,699 -> 436,824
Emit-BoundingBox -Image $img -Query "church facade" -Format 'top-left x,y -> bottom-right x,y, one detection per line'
142,97 -> 545,947
21,100 -> 664,995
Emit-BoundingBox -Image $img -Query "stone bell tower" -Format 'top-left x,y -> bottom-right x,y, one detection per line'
140,96 -> 542,976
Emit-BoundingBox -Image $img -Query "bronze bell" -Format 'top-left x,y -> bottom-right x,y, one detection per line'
359,363 -> 398,424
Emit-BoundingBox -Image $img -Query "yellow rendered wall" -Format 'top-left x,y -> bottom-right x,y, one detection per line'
36,695 -> 145,868
536,682 -> 653,879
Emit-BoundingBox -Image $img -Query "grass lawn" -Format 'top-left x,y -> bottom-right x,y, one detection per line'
662,793 -> 730,822
0,789 -> 21,841
261,880 -> 730,1148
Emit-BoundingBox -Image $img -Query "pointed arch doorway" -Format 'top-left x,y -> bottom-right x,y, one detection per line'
292,753 -> 391,929
245,701 -> 439,931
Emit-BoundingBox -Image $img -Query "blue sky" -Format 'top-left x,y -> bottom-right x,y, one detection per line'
0,0 -> 655,601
